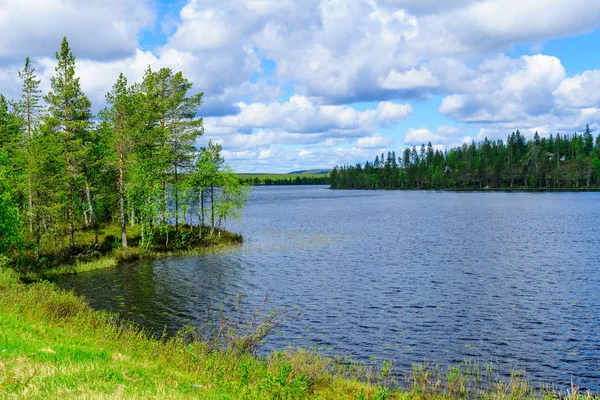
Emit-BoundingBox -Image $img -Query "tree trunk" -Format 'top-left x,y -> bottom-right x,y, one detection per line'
160,180 -> 166,225
199,190 -> 205,238
64,105 -> 75,248
28,172 -> 33,233
35,207 -> 40,261
85,176 -> 95,226
210,185 -> 215,237
66,144 -> 75,248
119,146 -> 128,248
174,162 -> 179,234
68,177 -> 74,248
26,97 -> 34,233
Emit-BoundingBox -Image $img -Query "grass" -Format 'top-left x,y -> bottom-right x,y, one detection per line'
13,223 -> 243,281
1,266 -> 599,399
0,267 -> 388,399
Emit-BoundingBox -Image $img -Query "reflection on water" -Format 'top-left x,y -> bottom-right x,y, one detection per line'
55,186 -> 600,390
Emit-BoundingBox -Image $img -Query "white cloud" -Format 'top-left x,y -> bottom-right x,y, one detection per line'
356,133 -> 396,148
404,126 -> 465,146
439,55 -> 566,122
215,96 -> 412,134
380,67 -> 439,90
554,70 -> 600,109
254,0 -> 600,102
3,0 -> 600,171
404,128 -> 441,145
378,0 -> 480,15
412,0 -> 600,57
0,0 -> 153,61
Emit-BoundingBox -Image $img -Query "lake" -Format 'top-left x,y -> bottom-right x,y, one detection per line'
54,186 -> 600,390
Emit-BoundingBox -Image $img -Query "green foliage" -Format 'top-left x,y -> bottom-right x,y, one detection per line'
216,166 -> 251,230
332,130 -> 600,190
0,152 -> 20,254
239,173 -> 330,185
0,37 -> 248,268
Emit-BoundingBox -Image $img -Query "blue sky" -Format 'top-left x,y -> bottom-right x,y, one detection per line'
2,0 -> 600,172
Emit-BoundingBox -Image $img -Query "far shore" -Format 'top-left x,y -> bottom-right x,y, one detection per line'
330,186 -> 600,192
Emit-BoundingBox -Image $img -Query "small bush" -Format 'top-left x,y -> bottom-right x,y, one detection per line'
113,247 -> 142,263
0,265 -> 19,290
22,282 -> 90,321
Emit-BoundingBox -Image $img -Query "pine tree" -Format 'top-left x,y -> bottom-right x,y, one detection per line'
100,73 -> 138,248
583,124 -> 594,156
17,57 -> 43,235
44,37 -> 92,248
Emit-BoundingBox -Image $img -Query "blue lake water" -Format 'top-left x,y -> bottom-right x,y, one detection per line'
54,186 -> 600,390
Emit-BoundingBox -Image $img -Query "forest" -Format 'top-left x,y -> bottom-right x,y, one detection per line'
330,128 -> 600,190
238,173 -> 330,186
0,37 -> 248,269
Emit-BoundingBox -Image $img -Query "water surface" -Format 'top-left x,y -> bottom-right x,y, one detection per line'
55,186 -> 600,390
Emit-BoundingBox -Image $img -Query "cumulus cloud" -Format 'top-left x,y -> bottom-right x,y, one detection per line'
215,96 -> 412,134
0,0 -> 153,61
411,0 -> 600,57
380,67 -> 439,90
255,0 -> 600,102
356,133 -> 396,149
553,70 -> 600,109
222,144 -> 394,173
378,0 -> 481,15
2,0 -> 600,171
404,126 -> 465,146
439,55 -> 566,122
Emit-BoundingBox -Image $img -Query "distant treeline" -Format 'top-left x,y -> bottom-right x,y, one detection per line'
238,174 -> 330,186
331,127 -> 600,190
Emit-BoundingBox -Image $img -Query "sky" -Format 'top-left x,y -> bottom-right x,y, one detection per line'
2,0 -> 600,172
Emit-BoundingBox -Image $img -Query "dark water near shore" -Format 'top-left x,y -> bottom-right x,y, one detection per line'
54,186 -> 600,390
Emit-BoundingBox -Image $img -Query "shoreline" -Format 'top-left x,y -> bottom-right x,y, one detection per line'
330,187 -> 600,192
16,225 -> 243,282
20,242 -> 243,282
1,266 -> 598,398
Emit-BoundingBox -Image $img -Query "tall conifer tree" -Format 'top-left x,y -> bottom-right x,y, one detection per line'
45,37 -> 92,248
17,57 -> 42,234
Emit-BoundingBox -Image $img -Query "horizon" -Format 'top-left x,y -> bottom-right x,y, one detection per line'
2,1 -> 600,172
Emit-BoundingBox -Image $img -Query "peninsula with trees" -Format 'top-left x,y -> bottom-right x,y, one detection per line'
0,37 -> 248,277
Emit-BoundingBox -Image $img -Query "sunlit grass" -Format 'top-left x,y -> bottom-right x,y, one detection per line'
1,266 -> 598,399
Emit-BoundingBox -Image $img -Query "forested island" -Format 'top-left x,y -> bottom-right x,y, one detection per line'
330,129 -> 600,190
0,37 -> 248,275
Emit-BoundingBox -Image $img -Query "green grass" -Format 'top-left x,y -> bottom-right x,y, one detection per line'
0,267 -> 389,399
10,223 -> 243,282
1,266 -> 599,399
